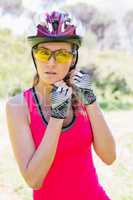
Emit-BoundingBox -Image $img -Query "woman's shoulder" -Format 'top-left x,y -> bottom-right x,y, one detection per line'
6,89 -> 32,124
6,86 -> 32,106
6,92 -> 25,107
6,92 -> 29,119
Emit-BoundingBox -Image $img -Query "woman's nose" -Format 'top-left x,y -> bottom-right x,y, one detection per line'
48,55 -> 56,65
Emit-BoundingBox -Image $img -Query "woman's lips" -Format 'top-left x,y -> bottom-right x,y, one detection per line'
45,72 -> 57,74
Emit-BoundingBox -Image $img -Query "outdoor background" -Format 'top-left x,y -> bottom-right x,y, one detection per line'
0,0 -> 133,199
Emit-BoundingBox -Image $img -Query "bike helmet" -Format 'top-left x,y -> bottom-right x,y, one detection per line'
27,10 -> 83,70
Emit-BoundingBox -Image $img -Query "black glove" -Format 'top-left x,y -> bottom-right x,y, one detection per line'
51,81 -> 72,119
70,67 -> 96,105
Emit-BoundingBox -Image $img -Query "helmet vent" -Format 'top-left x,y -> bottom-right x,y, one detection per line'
52,20 -> 59,32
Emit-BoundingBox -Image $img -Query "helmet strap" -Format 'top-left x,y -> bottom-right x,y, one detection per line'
70,49 -> 78,70
31,47 -> 38,70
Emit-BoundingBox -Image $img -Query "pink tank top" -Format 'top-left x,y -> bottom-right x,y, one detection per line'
23,87 -> 111,200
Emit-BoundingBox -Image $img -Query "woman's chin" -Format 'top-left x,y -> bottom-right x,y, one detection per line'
42,78 -> 60,85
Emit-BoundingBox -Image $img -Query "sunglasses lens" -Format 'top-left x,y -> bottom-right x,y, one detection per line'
55,50 -> 73,64
33,48 -> 73,63
34,48 -> 50,62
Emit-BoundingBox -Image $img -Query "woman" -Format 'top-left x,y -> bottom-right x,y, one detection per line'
6,11 -> 116,200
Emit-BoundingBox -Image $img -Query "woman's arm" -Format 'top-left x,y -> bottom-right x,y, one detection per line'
86,101 -> 116,165
26,116 -> 64,187
25,117 -> 63,189
6,95 -> 64,190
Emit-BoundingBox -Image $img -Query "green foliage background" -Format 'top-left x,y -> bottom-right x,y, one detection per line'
0,29 -> 34,97
0,29 -> 133,110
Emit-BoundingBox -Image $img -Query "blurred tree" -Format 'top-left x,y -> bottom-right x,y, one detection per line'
123,10 -> 133,47
36,0 -> 67,11
0,0 -> 23,16
63,3 -> 116,49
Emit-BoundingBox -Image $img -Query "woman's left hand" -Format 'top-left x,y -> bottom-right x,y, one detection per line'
69,67 -> 97,105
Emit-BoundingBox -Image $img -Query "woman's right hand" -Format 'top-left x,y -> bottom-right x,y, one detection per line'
51,80 -> 72,119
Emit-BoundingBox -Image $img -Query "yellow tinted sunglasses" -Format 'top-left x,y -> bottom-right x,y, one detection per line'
33,47 -> 75,64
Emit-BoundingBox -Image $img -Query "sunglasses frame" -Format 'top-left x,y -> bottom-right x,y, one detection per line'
32,46 -> 77,63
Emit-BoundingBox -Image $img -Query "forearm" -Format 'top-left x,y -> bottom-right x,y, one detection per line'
26,117 -> 63,189
86,101 -> 116,165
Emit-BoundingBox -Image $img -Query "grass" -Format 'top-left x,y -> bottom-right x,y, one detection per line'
0,99 -> 133,200
92,108 -> 133,200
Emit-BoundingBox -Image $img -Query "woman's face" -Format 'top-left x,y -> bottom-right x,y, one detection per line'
33,42 -> 75,85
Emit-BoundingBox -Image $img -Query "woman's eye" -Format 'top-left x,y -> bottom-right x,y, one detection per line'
59,53 -> 66,57
62,52 -> 68,56
57,52 -> 69,57
39,48 -> 50,55
43,51 -> 50,55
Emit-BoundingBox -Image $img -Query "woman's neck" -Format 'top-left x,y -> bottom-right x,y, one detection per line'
34,81 -> 53,107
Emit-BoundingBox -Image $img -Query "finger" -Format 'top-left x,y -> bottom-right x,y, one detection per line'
69,69 -> 75,76
67,87 -> 72,96
73,70 -> 83,77
70,76 -> 81,83
80,70 -> 92,79
70,69 -> 79,74
57,86 -> 67,93
53,80 -> 68,92
54,80 -> 66,87
80,67 -> 90,74
70,72 -> 82,79
64,88 -> 69,96
70,80 -> 81,88
69,69 -> 81,78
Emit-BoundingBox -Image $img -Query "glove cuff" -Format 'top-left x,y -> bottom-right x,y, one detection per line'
79,88 -> 97,105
